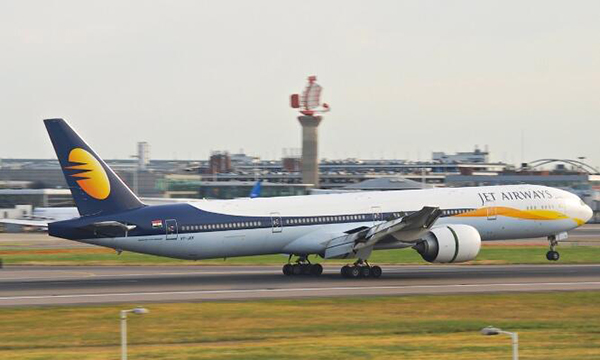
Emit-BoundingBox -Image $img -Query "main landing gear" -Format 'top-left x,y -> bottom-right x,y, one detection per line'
341,260 -> 382,279
282,256 -> 323,276
546,236 -> 560,261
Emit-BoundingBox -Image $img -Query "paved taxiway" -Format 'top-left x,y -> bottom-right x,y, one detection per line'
1,264 -> 600,306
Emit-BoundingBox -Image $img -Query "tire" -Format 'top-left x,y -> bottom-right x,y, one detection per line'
310,264 -> 323,276
282,264 -> 293,276
360,266 -> 371,278
350,266 -> 361,278
341,265 -> 350,278
292,264 -> 302,275
301,264 -> 312,275
371,266 -> 382,278
547,251 -> 560,261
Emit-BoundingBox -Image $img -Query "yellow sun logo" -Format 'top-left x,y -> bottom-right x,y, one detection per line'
65,148 -> 111,200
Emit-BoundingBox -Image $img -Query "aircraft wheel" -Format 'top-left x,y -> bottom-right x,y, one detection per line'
349,266 -> 361,278
282,264 -> 293,276
292,264 -> 302,275
341,265 -> 351,278
301,263 -> 312,275
310,263 -> 323,276
360,266 -> 372,278
546,251 -> 560,261
370,265 -> 382,278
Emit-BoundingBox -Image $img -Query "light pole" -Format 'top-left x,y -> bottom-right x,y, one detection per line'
121,307 -> 149,360
481,326 -> 518,360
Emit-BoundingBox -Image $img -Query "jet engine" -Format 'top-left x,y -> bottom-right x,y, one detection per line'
413,224 -> 481,263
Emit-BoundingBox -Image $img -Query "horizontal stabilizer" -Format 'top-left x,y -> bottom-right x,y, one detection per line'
0,218 -> 49,230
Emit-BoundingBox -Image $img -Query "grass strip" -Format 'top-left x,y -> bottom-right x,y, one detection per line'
0,292 -> 599,359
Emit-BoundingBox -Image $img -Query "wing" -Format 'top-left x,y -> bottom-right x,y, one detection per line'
324,206 -> 442,259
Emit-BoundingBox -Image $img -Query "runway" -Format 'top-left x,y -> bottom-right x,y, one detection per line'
1,264 -> 600,306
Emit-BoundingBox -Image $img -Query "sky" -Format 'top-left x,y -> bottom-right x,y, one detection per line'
0,0 -> 599,168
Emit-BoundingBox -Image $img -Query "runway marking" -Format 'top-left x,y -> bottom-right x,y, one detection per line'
1,281 -> 600,302
0,270 -> 281,281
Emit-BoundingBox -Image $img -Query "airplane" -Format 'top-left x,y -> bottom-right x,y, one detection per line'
44,119 -> 593,278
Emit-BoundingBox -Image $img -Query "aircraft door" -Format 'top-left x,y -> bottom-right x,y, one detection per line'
271,212 -> 283,233
372,206 -> 382,223
165,219 -> 178,240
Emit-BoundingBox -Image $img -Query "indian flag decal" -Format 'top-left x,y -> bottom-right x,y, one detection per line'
152,220 -> 163,229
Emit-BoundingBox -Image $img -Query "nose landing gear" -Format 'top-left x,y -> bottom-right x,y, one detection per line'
546,236 -> 561,261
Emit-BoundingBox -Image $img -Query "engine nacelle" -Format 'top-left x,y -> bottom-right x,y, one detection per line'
413,224 -> 481,263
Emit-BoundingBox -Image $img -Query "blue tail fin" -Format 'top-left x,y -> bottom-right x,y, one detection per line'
44,118 -> 145,216
250,179 -> 262,198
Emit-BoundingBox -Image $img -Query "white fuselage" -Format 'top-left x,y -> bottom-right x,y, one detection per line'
82,184 -> 592,260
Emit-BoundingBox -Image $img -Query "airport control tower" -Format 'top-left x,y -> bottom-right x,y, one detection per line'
290,76 -> 330,188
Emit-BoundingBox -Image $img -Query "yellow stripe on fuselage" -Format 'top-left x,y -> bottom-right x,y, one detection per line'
454,206 -> 585,225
